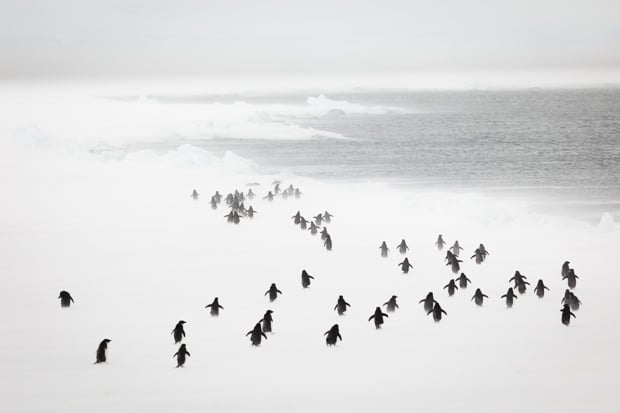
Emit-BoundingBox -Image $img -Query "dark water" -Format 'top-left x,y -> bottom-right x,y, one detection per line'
148,89 -> 620,221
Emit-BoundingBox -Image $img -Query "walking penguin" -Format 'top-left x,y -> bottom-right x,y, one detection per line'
174,344 -> 191,367
301,270 -> 314,288
534,280 -> 550,298
324,324 -> 342,346
561,304 -> 576,326
58,290 -> 74,308
471,288 -> 488,306
246,322 -> 268,346
205,297 -> 224,316
261,310 -> 274,333
334,295 -> 351,315
368,307 -> 389,329
171,321 -> 186,344
265,283 -> 283,302
95,339 -> 111,364
379,241 -> 389,258
398,258 -> 413,274
383,295 -> 399,312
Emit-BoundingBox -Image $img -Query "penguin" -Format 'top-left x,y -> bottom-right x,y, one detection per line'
563,269 -> 578,289
191,189 -> 199,200
313,213 -> 324,226
509,271 -> 528,287
446,254 -> 462,274
224,211 -> 234,223
368,307 -> 389,329
470,248 -> 485,264
383,295 -> 399,312
561,289 -> 573,307
210,197 -> 218,210
515,279 -> 530,295
478,244 -> 489,256
443,279 -> 458,296
95,339 -> 111,364
171,321 -> 186,343
261,310 -> 274,333
265,283 -> 282,302
213,191 -> 222,203
323,211 -> 333,223
324,324 -> 342,346
456,273 -> 472,289
471,288 -> 488,306
58,290 -> 74,307
427,303 -> 447,322
247,188 -> 255,200
264,191 -> 274,202
301,270 -> 314,288
308,222 -> 321,235
233,211 -> 243,224
274,183 -> 281,195
324,234 -> 333,251
379,241 -> 389,258
320,227 -> 330,240
225,193 -> 234,205
419,292 -> 437,313
299,217 -> 309,230
294,188 -> 302,199
247,206 -> 257,218
561,261 -> 571,279
205,297 -> 224,316
534,280 -> 550,298
561,304 -> 576,326
396,239 -> 409,254
246,322 -> 268,346
501,288 -> 518,308
568,292 -> 581,311
450,241 -> 463,257
292,211 -> 302,225
334,295 -> 351,315
398,257 -> 413,274
436,234 -> 446,250
174,344 -> 191,368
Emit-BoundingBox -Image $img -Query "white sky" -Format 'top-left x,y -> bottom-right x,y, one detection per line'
1,0 -> 619,86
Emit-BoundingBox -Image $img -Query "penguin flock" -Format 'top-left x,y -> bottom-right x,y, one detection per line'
58,181 -> 582,367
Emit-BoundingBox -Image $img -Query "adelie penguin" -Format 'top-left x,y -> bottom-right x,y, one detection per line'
563,268 -> 579,289
261,310 -> 274,333
210,197 -> 218,210
299,217 -> 309,230
58,290 -> 74,307
205,297 -> 224,316
427,303 -> 447,322
562,290 -> 581,311
501,288 -> 518,308
308,222 -> 320,235
446,253 -> 462,274
246,322 -> 268,346
383,295 -> 399,312
368,307 -> 389,329
561,261 -> 571,278
247,206 -> 257,218
323,211 -> 333,223
396,239 -> 409,254
301,270 -> 314,288
456,273 -> 472,289
174,344 -> 191,368
379,241 -> 389,258
294,188 -> 302,199
515,279 -> 530,295
264,191 -> 274,202
435,234 -> 446,250
419,292 -> 437,314
534,280 -> 550,298
561,304 -> 576,326
171,321 -> 187,344
191,189 -> 199,200
213,191 -> 222,203
444,279 -> 458,296
471,288 -> 488,306
323,234 -> 333,251
334,295 -> 351,315
247,188 -> 255,200
313,213 -> 324,226
320,227 -> 329,240
398,257 -> 413,274
324,324 -> 342,346
265,283 -> 282,302
450,241 -> 463,257
509,271 -> 528,288
292,211 -> 302,225
95,339 -> 111,364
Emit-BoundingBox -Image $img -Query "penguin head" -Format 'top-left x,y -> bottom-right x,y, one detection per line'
102,339 -> 111,344
392,295 -> 398,299
266,310 -> 273,314
179,320 -> 187,325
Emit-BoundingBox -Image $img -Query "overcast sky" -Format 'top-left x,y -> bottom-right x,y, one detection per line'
1,0 -> 619,84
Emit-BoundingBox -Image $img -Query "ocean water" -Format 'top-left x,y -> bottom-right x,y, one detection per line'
136,89 -> 620,222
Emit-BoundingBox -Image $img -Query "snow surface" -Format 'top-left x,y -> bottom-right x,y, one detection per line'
0,92 -> 618,413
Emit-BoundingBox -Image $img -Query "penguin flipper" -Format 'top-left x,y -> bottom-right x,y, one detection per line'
368,315 -> 375,321
186,352 -> 191,357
